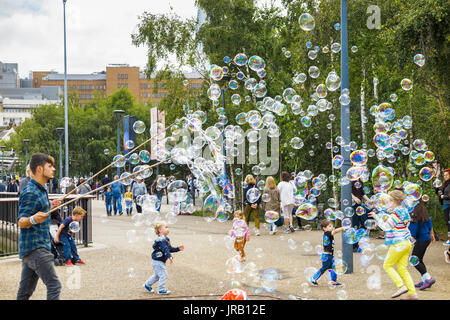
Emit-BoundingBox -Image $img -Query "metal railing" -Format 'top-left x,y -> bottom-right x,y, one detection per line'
0,192 -> 94,257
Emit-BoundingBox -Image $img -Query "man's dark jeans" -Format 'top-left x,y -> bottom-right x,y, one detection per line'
17,248 -> 62,300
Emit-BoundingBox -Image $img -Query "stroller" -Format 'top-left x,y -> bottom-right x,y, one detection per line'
50,233 -> 66,266
49,210 -> 66,266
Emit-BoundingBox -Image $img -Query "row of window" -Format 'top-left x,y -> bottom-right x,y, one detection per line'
118,83 -> 128,88
140,92 -> 168,98
80,94 -> 94,99
2,109 -> 24,113
140,83 -> 167,89
117,74 -> 128,79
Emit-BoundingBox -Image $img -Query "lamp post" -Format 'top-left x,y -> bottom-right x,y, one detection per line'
0,146 -> 5,181
220,75 -> 231,180
113,110 -> 125,176
23,139 -> 30,169
56,128 -> 64,179
340,0 -> 353,273
63,0 -> 69,177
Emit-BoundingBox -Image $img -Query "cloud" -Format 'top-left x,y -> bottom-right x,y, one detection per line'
0,0 -> 197,78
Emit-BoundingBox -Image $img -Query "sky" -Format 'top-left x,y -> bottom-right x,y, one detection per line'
0,0 -> 282,79
0,0 -> 198,79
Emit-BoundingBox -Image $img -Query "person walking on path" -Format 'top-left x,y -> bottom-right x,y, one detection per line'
278,171 -> 296,233
409,200 -> 436,290
111,175 -> 124,215
434,168 -> 450,246
132,177 -> 147,213
16,153 -> 62,300
77,177 -> 92,195
7,178 -> 18,193
262,176 -> 281,235
243,174 -> 261,236
368,190 -> 418,300
19,165 -> 32,195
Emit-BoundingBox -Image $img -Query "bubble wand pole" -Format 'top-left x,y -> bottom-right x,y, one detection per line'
47,157 -> 173,215
59,122 -> 176,200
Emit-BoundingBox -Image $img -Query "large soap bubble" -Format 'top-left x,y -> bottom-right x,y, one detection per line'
299,13 -> 315,31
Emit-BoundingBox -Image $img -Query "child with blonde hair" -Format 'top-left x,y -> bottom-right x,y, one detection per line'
229,210 -> 250,261
369,190 -> 418,300
143,221 -> 184,295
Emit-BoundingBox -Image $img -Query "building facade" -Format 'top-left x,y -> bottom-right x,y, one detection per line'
0,62 -> 20,89
32,64 -> 204,104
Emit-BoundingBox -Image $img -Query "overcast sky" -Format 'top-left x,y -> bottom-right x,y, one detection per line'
0,0 -> 199,79
0,0 -> 282,79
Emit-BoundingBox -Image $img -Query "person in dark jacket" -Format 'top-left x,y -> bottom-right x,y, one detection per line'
243,174 -> 261,236
19,165 -> 32,195
434,168 -> 450,246
143,221 -> 184,295
409,200 -> 436,290
0,179 -> 6,192
7,179 -> 18,193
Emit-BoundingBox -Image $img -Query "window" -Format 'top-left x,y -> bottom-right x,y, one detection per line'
117,74 -> 121,79
125,74 -> 128,79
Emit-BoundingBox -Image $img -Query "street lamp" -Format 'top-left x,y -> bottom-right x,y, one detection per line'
113,109 -> 125,176
23,139 -> 30,170
56,128 -> 64,180
0,146 -> 5,181
63,0 -> 69,177
340,0 -> 353,273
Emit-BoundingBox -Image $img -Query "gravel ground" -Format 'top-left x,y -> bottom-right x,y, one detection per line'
1,199 -> 449,300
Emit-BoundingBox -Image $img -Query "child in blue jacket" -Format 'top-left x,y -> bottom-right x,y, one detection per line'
143,221 -> 184,295
104,187 -> 113,216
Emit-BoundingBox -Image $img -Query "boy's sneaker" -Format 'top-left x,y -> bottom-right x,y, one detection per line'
445,250 -> 450,264
158,290 -> 171,295
308,278 -> 318,287
443,240 -> 450,246
330,282 -> 344,288
419,278 -> 435,290
414,281 -> 424,288
75,259 -> 85,264
143,284 -> 154,293
65,260 -> 74,266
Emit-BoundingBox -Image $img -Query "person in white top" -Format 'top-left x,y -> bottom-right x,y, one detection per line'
277,171 -> 296,233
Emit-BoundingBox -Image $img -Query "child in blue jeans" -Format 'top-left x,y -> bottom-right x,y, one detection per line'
143,221 -> 184,294
309,219 -> 349,287
104,187 -> 113,216
54,206 -> 86,266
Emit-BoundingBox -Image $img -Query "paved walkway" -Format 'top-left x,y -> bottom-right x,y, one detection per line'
1,199 -> 449,300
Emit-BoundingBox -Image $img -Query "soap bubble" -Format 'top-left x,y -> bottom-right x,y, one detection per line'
234,53 -> 248,66
209,65 -> 224,81
375,244 -> 389,260
113,155 -> 126,168
248,55 -> 266,72
308,66 -> 320,78
413,54 -> 425,67
139,150 -> 151,163
133,120 -> 146,134
246,188 -> 261,204
264,210 -> 280,223
299,13 -> 315,31
332,155 -> 344,169
401,78 -> 413,91
69,221 -> 80,233
295,203 -> 318,220
419,167 -> 434,181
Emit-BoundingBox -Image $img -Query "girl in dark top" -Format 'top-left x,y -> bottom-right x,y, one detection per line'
409,200 -> 436,290
243,175 -> 261,236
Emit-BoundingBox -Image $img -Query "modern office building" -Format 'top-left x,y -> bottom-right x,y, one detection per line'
32,64 -> 204,104
0,62 -> 20,89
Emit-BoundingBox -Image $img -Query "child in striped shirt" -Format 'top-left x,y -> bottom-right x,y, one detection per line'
369,190 -> 418,300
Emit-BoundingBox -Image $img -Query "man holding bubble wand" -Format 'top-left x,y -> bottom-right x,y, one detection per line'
16,153 -> 63,300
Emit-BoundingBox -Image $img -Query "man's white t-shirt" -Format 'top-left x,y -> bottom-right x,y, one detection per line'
277,181 -> 296,206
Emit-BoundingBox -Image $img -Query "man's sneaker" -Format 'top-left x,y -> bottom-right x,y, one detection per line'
443,240 -> 450,246
255,231 -> 261,236
119,212 -> 124,216
158,290 -> 171,295
414,281 -> 424,288
143,284 -> 154,293
309,278 -> 318,287
419,278 -> 436,290
294,227 -> 302,231
75,259 -> 86,264
284,229 -> 291,234
65,260 -> 74,266
289,226 -> 295,233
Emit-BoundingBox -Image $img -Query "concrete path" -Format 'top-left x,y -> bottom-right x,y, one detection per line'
1,199 -> 449,300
